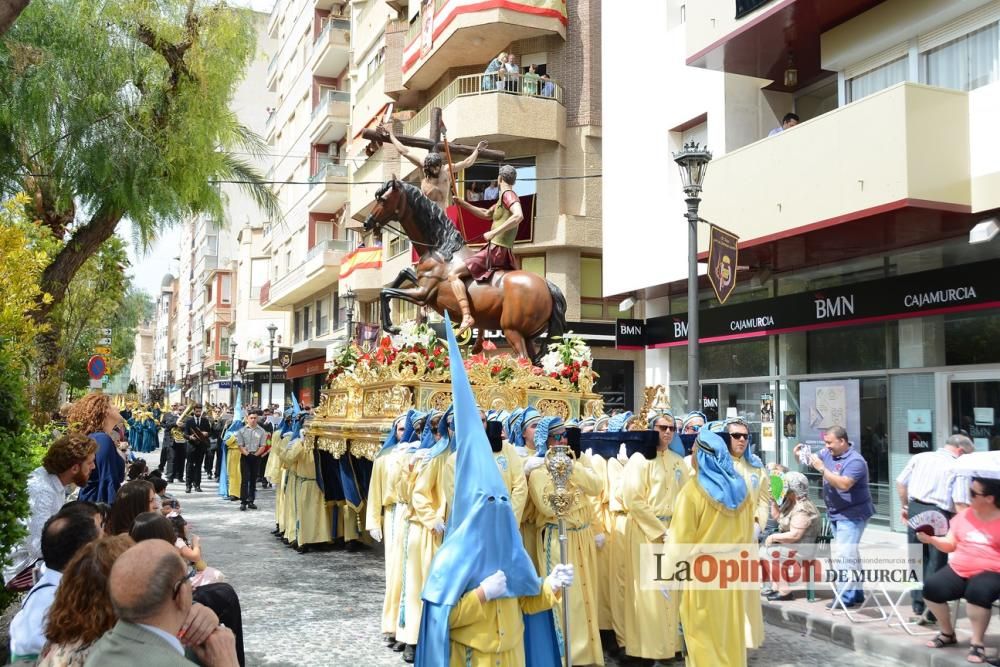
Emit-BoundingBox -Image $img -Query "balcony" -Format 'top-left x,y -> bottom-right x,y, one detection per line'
337,246 -> 384,300
403,73 -> 565,145
261,239 -> 350,309
685,0 -> 885,91
308,89 -> 351,145
313,0 -> 338,9
354,63 -> 387,130
401,0 -> 567,90
696,83 -> 971,253
310,17 -> 351,78
266,5 -> 279,38
266,52 -> 279,92
306,160 -> 350,213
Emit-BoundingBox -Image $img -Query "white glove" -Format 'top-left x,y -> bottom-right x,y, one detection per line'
753,523 -> 761,544
433,521 -> 446,536
550,563 -> 574,591
480,570 -> 508,601
524,457 -> 545,475
594,533 -> 607,549
617,443 -> 628,463
414,449 -> 431,462
584,448 -> 594,458
369,527 -> 383,543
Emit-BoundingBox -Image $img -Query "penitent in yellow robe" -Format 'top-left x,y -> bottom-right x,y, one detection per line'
588,454 -> 613,631
398,454 -> 447,645
732,456 -> 768,649
286,436 -> 333,547
225,436 -> 242,499
367,447 -> 408,636
529,457 -> 605,666
268,433 -> 290,533
668,481 -> 750,667
442,442 -> 528,525
621,450 -> 688,660
605,457 -> 629,648
518,450 -> 543,575
446,577 -> 560,667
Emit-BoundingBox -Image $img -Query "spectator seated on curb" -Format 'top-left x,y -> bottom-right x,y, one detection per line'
8,506 -> 102,662
760,471 -> 821,601
36,535 -> 133,667
86,539 -> 239,667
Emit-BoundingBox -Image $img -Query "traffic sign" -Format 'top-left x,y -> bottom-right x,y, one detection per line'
98,337 -> 112,345
87,355 -> 107,380
94,346 -> 112,355
89,378 -> 103,389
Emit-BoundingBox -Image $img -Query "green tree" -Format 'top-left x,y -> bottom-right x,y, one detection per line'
0,347 -> 34,611
0,193 -> 49,363
0,0 -> 278,417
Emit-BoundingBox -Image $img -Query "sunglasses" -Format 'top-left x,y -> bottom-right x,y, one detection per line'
970,488 -> 991,498
172,567 -> 197,599
730,433 -> 749,440
551,432 -> 566,442
655,425 -> 676,432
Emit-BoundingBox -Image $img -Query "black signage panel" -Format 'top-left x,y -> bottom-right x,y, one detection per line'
908,431 -> 933,455
615,319 -> 646,349
648,260 -> 1000,347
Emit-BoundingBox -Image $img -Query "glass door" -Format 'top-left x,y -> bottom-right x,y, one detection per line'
950,378 -> 1000,451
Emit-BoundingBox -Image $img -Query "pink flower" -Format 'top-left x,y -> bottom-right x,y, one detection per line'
482,340 -> 497,351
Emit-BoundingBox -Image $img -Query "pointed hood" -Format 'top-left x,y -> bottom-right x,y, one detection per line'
418,314 -> 541,665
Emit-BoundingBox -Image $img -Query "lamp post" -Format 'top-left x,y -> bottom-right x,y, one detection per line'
229,339 -> 237,409
180,362 -> 187,402
266,323 -> 278,411
672,141 -> 712,414
344,287 -> 356,346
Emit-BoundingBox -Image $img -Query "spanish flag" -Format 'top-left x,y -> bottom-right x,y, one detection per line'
339,246 -> 382,279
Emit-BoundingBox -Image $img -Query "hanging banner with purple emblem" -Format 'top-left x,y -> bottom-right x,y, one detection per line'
708,224 -> 739,304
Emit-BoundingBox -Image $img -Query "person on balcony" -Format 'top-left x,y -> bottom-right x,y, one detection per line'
482,51 -> 507,91
504,54 -> 520,93
768,112 -> 800,136
387,124 -> 487,213
449,165 -> 524,335
522,64 -> 540,96
540,74 -> 555,98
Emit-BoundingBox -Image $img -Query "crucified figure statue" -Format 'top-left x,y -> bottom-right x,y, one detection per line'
386,124 -> 487,211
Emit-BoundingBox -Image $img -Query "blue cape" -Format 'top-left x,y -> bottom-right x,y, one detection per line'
416,315 -> 547,666
78,432 -> 125,504
377,411 -> 412,458
218,388 -> 244,499
426,405 -> 455,459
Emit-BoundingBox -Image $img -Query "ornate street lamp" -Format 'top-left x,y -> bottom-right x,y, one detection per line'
344,287 -> 356,345
672,141 -> 712,414
266,323 -> 278,410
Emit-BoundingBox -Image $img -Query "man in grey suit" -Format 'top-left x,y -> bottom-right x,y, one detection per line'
85,540 -> 238,667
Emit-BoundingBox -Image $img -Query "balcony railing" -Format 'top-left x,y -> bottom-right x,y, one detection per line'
311,89 -> 351,120
267,52 -> 278,74
356,62 -> 385,101
314,17 -> 351,51
309,160 -> 350,189
404,72 -> 563,136
306,238 -> 349,261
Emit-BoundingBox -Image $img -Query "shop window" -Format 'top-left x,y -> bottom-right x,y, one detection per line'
669,336 -> 770,381
803,323 -> 897,374
945,310 -> 1000,366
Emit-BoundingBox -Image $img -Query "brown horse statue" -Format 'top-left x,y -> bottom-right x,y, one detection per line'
363,178 -> 566,362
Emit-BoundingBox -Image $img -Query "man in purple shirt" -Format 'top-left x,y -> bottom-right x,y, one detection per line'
795,425 -> 874,608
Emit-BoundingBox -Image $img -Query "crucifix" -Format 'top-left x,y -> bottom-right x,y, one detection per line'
361,107 -> 506,212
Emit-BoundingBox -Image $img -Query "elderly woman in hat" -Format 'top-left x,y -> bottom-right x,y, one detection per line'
762,471 -> 821,601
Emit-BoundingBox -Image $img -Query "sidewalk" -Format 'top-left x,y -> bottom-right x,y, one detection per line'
762,586 -> 1000,667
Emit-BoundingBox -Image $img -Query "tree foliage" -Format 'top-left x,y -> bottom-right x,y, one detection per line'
0,193 -> 50,362
0,0 -> 277,417
0,347 -> 34,603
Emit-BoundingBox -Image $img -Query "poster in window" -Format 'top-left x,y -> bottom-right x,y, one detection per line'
798,379 -> 860,449
783,412 -> 797,438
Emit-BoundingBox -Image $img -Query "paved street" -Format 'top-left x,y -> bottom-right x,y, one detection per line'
170,461 -> 906,667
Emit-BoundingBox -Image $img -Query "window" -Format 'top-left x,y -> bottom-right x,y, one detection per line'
388,232 -> 410,258
580,256 -> 606,320
294,311 -> 302,343
331,292 -> 341,329
285,250 -> 292,275
205,283 -> 213,304
316,298 -> 328,336
205,236 -> 218,256
315,221 -> 333,245
520,255 -> 545,278
921,23 -> 999,92
846,57 -> 908,102
220,274 -> 232,304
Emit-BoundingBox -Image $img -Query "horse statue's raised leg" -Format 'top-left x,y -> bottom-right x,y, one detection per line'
380,267 -> 419,334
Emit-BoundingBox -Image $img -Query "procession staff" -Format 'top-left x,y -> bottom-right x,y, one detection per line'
528,417 -> 605,666
620,412 -> 687,661
667,429 -> 750,667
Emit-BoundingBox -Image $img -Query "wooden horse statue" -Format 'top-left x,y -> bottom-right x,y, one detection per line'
363,178 -> 566,362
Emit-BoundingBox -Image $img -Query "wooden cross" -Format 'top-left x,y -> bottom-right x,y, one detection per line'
360,107 -> 507,162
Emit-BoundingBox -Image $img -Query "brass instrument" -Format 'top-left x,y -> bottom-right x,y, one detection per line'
171,403 -> 193,443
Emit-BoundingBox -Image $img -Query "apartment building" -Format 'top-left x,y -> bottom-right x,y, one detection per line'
129,322 -> 155,399
342,0 -> 638,410
259,0 -> 353,407
152,274 -> 177,402
603,0 -> 1000,530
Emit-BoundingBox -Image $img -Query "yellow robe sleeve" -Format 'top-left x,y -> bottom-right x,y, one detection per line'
570,459 -> 603,497
503,444 -> 528,525
412,456 -> 445,530
449,589 -> 488,630
520,577 -> 560,615
622,454 -> 665,542
366,456 -> 386,531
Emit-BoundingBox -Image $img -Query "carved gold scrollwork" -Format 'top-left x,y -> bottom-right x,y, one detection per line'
535,398 -> 570,420
350,440 -> 381,461
428,390 -> 453,412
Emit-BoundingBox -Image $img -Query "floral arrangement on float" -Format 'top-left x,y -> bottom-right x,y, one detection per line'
324,319 -> 597,394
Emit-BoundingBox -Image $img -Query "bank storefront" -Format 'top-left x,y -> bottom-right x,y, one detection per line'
641,247 -> 1000,531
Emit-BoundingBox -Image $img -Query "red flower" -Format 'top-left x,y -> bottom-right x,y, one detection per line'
428,361 -> 436,369
581,361 -> 589,367
550,372 -> 559,379
482,340 -> 497,351
380,336 -> 392,349
571,373 -> 579,383
491,365 -> 501,375
444,359 -> 450,367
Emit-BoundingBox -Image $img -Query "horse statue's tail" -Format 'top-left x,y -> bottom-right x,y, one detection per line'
545,279 -> 567,340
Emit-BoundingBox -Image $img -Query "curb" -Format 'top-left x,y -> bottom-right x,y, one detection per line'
761,600 -> 973,667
